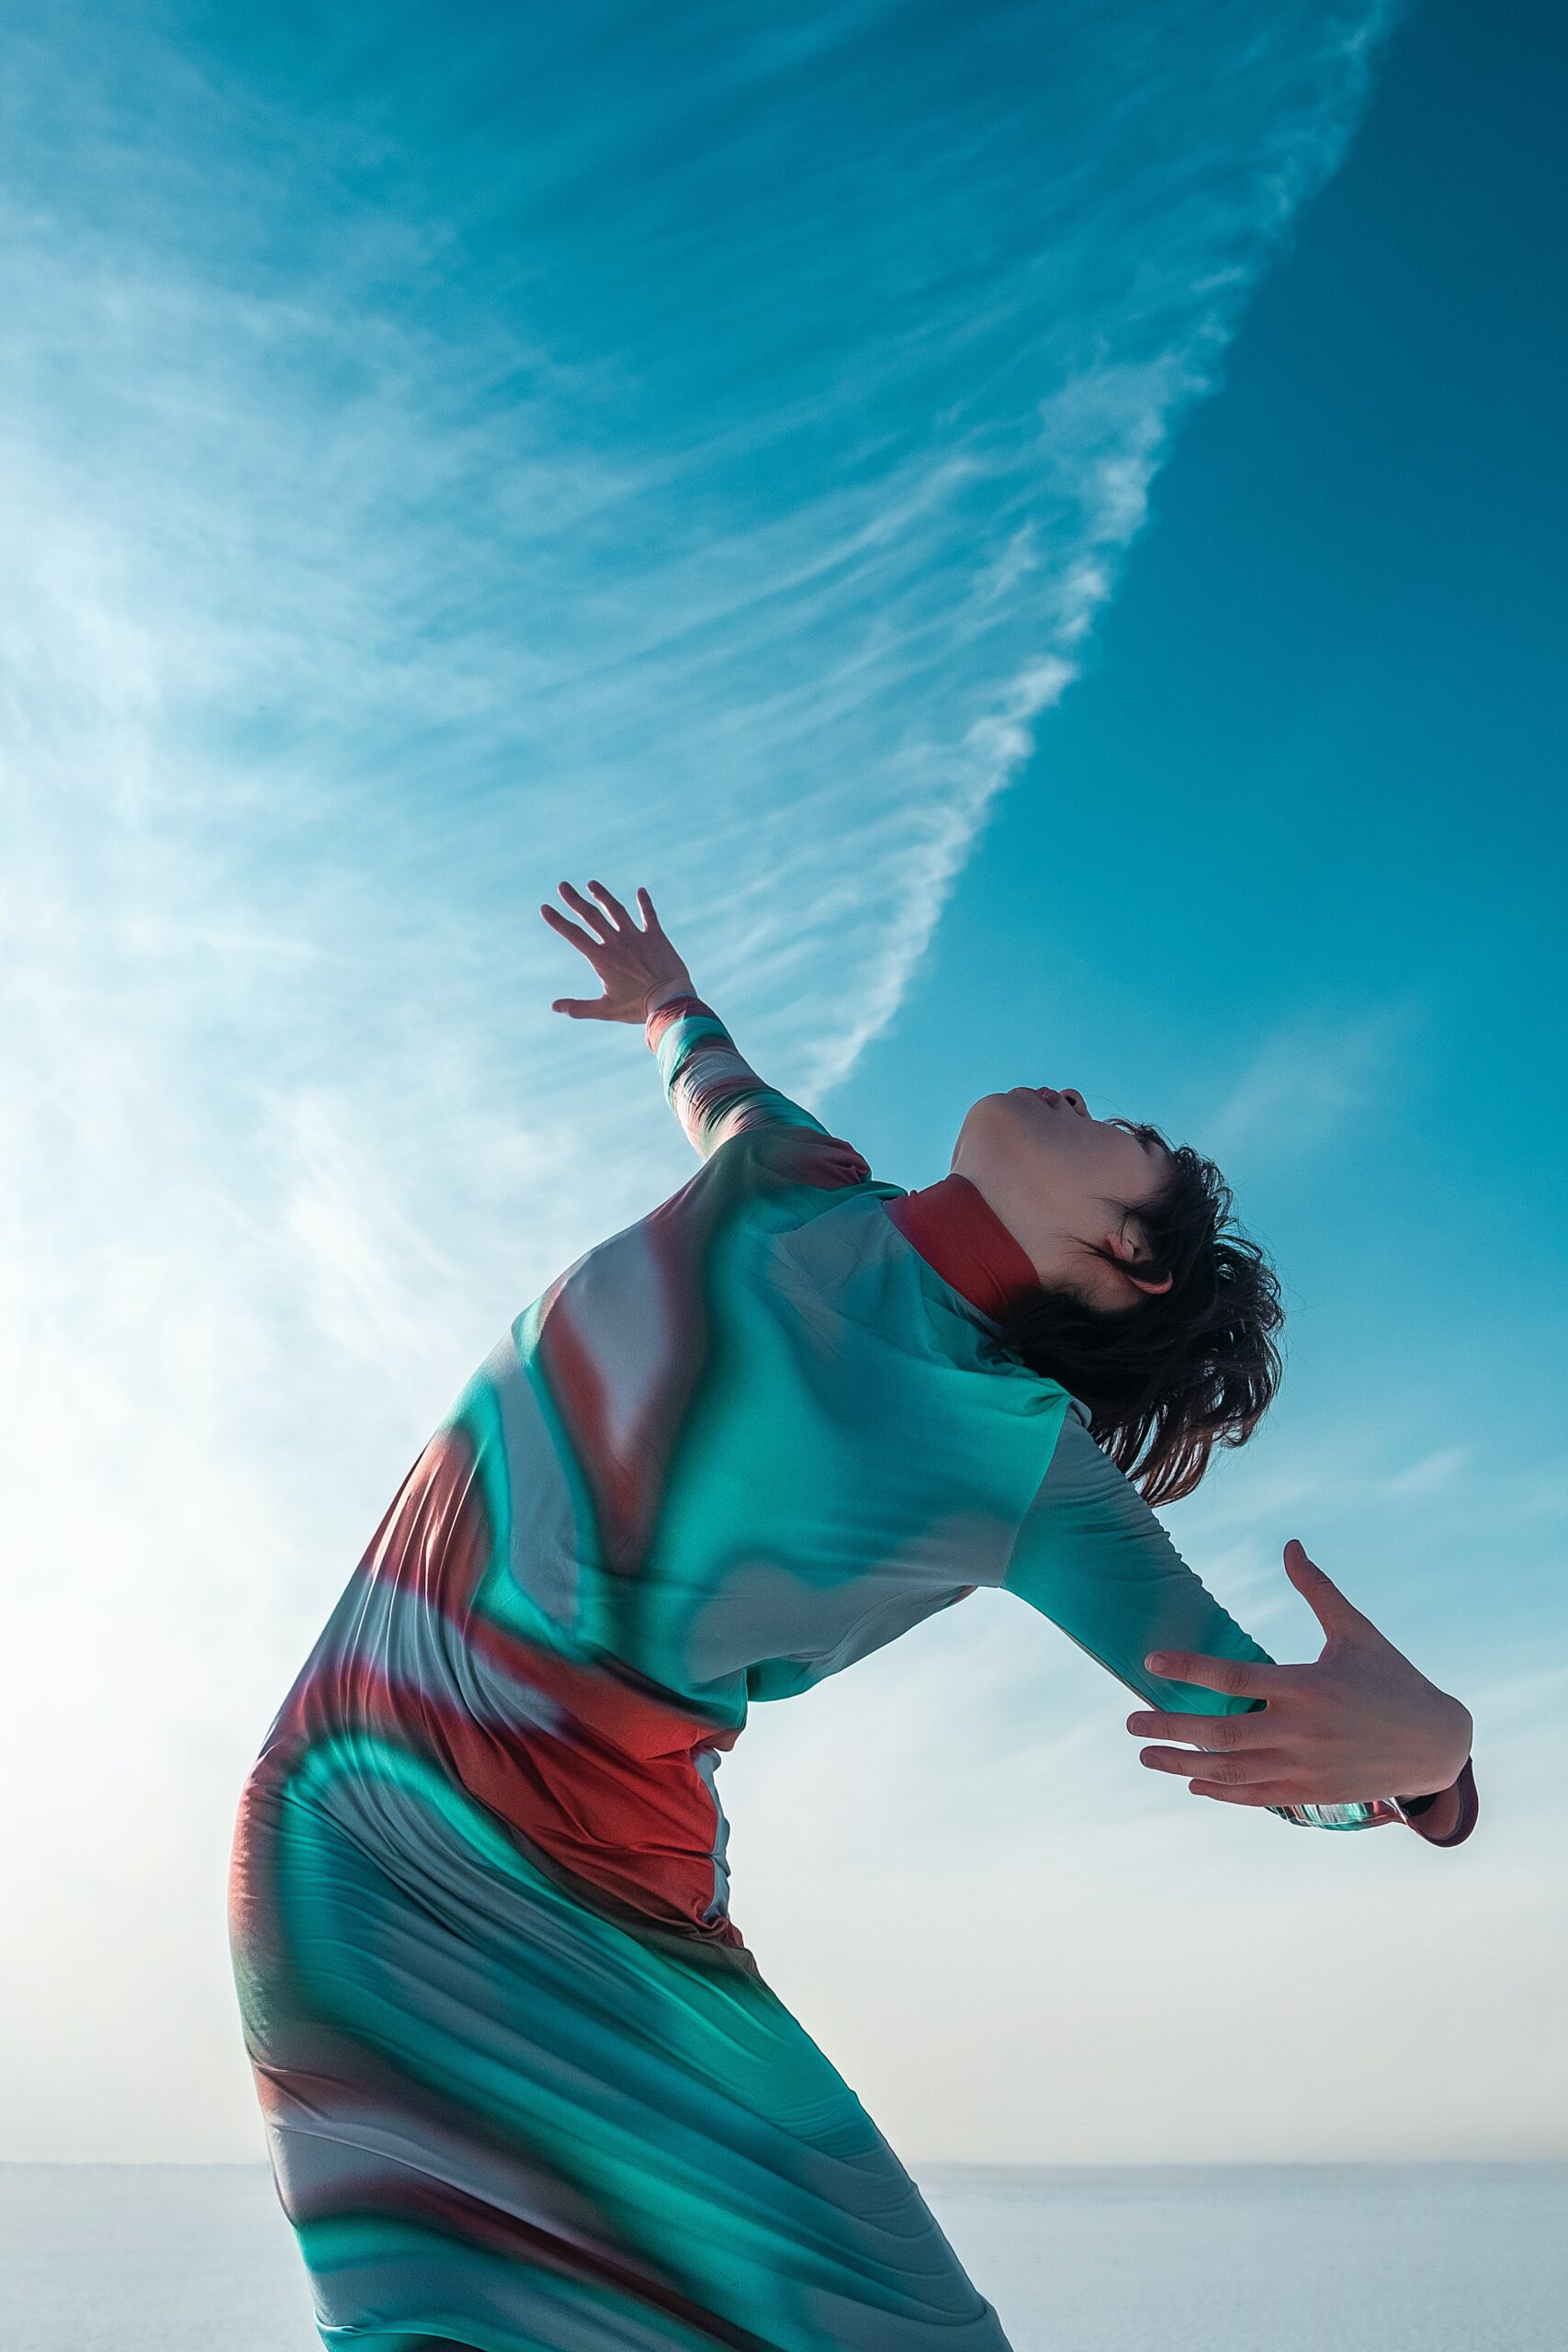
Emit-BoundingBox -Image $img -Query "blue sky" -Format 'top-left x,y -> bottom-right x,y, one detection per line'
3,0 -> 1563,2163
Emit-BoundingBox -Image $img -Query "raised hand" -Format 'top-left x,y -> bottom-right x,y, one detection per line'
540,880 -> 696,1024
1125,1539 -> 1473,1809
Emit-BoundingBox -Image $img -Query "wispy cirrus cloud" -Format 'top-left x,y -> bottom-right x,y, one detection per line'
1201,1001 -> 1424,1163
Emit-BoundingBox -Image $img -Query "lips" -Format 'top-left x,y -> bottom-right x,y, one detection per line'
1033,1087 -> 1062,1105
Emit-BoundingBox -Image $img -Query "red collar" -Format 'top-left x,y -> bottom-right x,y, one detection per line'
882,1173 -> 1042,1322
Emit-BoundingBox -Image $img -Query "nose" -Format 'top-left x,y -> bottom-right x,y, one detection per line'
1060,1090 -> 1089,1118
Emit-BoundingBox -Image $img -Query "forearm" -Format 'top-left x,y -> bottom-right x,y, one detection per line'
1006,1419 -> 1478,1843
645,990 -> 829,1159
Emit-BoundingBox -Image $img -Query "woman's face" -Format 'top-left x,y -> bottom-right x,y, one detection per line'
951,1086 -> 1173,1306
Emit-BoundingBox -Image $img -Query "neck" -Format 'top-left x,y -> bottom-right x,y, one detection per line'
882,1173 -> 1043,1321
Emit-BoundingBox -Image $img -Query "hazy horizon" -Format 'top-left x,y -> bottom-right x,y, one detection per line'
6,2162 -> 1566,2352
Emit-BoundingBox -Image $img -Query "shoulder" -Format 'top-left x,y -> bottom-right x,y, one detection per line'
1036,1400 -> 1144,1514
720,1119 -> 875,1193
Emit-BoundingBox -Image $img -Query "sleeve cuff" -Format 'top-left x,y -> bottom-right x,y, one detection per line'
644,991 -> 714,1041
1397,1756 -> 1478,1848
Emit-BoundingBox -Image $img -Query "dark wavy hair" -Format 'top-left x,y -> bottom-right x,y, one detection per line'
990,1122 -> 1284,1508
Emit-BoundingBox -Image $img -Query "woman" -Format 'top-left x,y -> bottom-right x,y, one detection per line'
229,877 -> 1476,2352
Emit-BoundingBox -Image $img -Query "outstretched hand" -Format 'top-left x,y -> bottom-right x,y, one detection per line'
540,879 -> 696,1024
1125,1540 -> 1472,1809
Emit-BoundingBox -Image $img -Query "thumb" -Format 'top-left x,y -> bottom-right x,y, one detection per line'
551,997 -> 611,1019
1283,1538 -> 1372,1642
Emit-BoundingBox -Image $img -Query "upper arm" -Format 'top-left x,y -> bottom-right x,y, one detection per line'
998,1409 -> 1274,1717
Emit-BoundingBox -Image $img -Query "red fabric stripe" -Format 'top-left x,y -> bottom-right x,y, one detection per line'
883,1172 -> 1041,1319
265,1428 -> 741,1944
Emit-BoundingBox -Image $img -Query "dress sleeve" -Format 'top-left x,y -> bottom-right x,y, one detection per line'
997,1407 -> 1406,1834
645,994 -> 840,1160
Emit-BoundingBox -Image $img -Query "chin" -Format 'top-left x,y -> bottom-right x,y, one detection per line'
954,1096 -> 1004,1151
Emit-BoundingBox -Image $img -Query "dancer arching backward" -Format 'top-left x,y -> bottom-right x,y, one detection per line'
229,879 -> 1477,2352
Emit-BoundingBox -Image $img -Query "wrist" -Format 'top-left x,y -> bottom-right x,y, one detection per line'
642,981 -> 701,1021
1400,1696 -> 1472,1801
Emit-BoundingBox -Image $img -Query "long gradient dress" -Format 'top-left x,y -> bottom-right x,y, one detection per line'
228,998 -> 1471,2352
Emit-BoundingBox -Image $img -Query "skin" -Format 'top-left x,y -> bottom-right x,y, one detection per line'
949,1086 -> 1174,1308
541,877 -> 1473,1830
